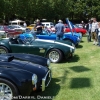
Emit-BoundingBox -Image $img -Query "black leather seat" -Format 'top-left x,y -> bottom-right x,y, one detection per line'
17,38 -> 24,44
9,38 -> 18,44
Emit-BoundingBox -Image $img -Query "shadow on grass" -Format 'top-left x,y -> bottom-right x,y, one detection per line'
30,78 -> 60,100
69,66 -> 91,72
76,44 -> 83,49
60,54 -> 80,63
70,78 -> 91,88
60,70 -> 69,84
67,54 -> 80,63
80,40 -> 84,43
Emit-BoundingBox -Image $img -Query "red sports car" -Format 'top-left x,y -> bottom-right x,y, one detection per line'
0,25 -> 23,37
64,24 -> 87,35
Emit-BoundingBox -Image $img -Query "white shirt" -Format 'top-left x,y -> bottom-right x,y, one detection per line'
91,22 -> 98,32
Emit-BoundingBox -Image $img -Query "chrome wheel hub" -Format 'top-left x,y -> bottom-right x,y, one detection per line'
49,51 -> 59,62
0,83 -> 13,100
0,49 -> 6,54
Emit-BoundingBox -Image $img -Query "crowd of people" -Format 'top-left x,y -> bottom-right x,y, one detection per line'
32,19 -> 65,40
85,17 -> 100,46
32,17 -> 100,46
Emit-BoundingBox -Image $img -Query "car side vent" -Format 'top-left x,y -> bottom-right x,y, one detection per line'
0,55 -> 14,62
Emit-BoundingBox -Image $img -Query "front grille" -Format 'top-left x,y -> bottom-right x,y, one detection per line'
45,70 -> 51,87
41,70 -> 51,91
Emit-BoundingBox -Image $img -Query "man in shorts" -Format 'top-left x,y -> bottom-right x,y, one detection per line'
91,18 -> 98,45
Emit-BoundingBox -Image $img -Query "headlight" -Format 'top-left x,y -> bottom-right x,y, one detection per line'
32,74 -> 37,85
47,59 -> 50,67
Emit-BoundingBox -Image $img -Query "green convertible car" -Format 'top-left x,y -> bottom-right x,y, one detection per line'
0,37 -> 75,63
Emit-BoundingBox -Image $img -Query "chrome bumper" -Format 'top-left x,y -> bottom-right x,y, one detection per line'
41,70 -> 51,91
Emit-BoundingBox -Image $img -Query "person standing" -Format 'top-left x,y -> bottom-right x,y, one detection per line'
97,22 -> 100,46
23,22 -> 27,28
91,18 -> 98,45
35,19 -> 43,34
55,20 -> 65,40
81,21 -> 85,29
86,20 -> 92,42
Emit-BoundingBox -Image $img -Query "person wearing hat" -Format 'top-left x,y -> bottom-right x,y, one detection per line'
55,19 -> 65,40
35,19 -> 43,34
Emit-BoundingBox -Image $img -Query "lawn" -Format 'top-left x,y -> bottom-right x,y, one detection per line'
31,36 -> 100,100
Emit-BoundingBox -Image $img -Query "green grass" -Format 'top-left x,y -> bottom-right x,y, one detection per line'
31,36 -> 100,100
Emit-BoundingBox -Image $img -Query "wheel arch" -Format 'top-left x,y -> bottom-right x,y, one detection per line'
0,75 -> 20,94
63,38 -> 74,44
0,45 -> 11,53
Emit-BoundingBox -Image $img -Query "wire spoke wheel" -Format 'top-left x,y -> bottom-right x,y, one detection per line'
0,48 -> 7,54
0,47 -> 8,54
0,83 -> 13,100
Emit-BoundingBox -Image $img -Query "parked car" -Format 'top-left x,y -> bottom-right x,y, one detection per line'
0,25 -> 23,37
8,25 -> 26,32
32,30 -> 80,46
0,53 -> 51,99
64,32 -> 82,41
27,24 -> 35,30
42,22 -> 54,28
9,19 -> 25,26
0,36 -> 75,63
64,24 -> 87,35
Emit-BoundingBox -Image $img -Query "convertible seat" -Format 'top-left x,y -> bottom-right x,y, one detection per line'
9,38 -> 18,44
17,38 -> 24,44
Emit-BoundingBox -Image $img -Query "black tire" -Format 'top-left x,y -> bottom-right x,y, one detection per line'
0,46 -> 9,54
0,78 -> 18,100
47,49 -> 63,63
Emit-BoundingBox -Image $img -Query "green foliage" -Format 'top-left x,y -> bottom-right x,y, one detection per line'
1,0 -> 100,22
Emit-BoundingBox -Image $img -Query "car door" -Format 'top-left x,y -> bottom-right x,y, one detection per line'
9,42 -> 41,55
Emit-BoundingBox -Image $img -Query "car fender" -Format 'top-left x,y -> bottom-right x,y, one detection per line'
0,68 -> 33,86
0,40 -> 12,52
44,44 -> 70,57
63,35 -> 76,44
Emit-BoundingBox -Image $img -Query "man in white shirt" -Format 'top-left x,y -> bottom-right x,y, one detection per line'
91,18 -> 98,45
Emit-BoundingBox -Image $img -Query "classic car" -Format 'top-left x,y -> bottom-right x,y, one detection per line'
0,35 -> 75,63
0,53 -> 51,99
64,24 -> 87,35
31,30 -> 80,46
0,25 -> 23,37
27,24 -> 35,30
8,25 -> 26,32
64,32 -> 82,41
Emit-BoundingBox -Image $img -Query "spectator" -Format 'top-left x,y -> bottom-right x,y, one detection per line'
97,22 -> 100,46
35,19 -> 43,34
86,20 -> 92,42
81,21 -> 85,29
91,18 -> 98,45
55,19 -> 65,40
23,22 -> 27,27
